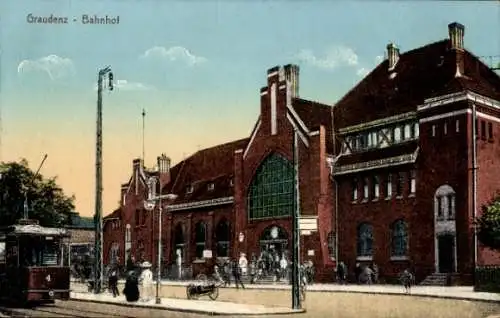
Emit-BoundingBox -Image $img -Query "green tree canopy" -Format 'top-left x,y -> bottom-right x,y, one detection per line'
477,195 -> 500,250
0,159 -> 75,227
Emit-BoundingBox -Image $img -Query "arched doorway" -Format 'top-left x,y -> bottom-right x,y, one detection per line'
434,184 -> 457,273
259,225 -> 289,258
173,223 -> 186,264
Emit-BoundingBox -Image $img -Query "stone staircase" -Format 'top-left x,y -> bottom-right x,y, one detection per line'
420,273 -> 460,286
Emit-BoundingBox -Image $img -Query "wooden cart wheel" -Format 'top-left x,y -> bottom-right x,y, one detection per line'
208,286 -> 219,300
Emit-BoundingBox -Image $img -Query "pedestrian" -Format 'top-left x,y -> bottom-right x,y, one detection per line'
231,258 -> 245,289
108,262 -> 120,297
401,269 -> 413,294
337,261 -> 346,284
139,261 -> 154,302
223,260 -> 231,287
123,270 -> 139,302
249,255 -> 257,284
279,255 -> 288,282
354,263 -> 362,284
370,263 -> 379,284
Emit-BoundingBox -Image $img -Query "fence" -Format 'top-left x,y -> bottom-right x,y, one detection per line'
475,266 -> 500,293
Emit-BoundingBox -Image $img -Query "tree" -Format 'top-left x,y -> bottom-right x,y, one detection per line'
0,159 -> 75,227
476,194 -> 500,251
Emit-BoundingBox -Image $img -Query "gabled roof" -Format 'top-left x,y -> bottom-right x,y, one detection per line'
103,208 -> 121,220
292,97 -> 334,153
334,39 -> 500,129
162,138 -> 249,203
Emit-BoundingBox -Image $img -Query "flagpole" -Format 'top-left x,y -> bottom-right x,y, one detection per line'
142,108 -> 146,164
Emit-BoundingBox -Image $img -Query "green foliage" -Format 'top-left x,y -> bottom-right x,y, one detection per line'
476,194 -> 500,251
0,159 -> 75,227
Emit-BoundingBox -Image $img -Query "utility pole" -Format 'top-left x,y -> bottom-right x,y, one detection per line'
23,154 -> 48,219
94,66 -> 113,294
292,129 -> 301,310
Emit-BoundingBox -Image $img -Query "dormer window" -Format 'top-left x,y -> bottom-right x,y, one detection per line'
208,183 -> 215,191
186,185 -> 194,194
229,179 -> 234,187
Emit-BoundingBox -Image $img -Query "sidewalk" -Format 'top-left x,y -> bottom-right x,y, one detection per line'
70,291 -> 305,316
72,279 -> 500,303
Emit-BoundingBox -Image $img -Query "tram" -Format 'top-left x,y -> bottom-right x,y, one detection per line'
0,219 -> 71,303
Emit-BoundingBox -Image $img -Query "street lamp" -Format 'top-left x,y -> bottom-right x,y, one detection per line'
144,176 -> 177,305
94,66 -> 114,294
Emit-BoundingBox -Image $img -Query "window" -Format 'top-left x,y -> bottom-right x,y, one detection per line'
394,127 -> 401,142
488,122 -> 493,140
174,224 -> 186,262
409,170 -> 416,194
208,183 -> 215,191
372,176 -> 380,199
248,154 -> 294,219
386,174 -> 393,198
437,197 -> 443,220
396,172 -> 404,197
194,222 -> 206,259
351,179 -> 358,201
391,220 -> 408,257
357,223 -> 373,258
481,120 -> 486,139
215,219 -> 230,257
432,125 -> 436,137
447,194 -> 455,219
229,178 -> 234,187
327,232 -> 336,260
404,124 -> 411,140
186,185 -> 194,194
444,122 -> 448,135
455,119 -> 460,133
370,131 -> 378,147
414,123 -> 419,138
363,178 -> 369,200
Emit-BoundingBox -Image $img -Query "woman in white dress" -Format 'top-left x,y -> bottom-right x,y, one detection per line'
139,261 -> 153,302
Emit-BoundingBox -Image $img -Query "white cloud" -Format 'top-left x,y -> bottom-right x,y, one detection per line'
94,79 -> 154,91
140,46 -> 207,66
17,54 -> 75,80
296,46 -> 359,70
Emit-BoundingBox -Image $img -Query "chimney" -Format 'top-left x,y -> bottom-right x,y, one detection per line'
157,153 -> 171,174
448,22 -> 465,50
157,153 -> 171,187
283,64 -> 300,98
387,43 -> 399,70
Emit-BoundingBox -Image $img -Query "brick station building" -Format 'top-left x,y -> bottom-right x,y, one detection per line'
104,22 -> 500,283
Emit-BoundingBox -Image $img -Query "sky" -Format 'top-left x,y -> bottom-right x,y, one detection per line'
0,1 -> 498,217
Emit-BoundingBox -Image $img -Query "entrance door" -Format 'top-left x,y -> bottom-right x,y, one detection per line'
438,234 -> 455,273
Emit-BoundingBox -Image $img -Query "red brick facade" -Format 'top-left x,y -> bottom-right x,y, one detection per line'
104,22 -> 500,283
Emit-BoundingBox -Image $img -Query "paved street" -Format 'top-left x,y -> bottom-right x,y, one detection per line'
69,282 -> 500,317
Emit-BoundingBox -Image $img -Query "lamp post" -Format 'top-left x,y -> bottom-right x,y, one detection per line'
291,128 -> 301,310
144,176 -> 177,305
94,66 -> 114,294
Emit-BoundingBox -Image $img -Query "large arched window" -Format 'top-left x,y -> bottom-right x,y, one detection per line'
248,153 -> 294,219
215,219 -> 230,257
357,223 -> 373,258
391,219 -> 408,257
194,222 -> 206,259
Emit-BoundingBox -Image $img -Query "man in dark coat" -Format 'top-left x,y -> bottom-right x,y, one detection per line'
231,258 -> 245,289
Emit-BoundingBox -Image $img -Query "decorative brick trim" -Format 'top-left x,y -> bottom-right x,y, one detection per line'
243,119 -> 261,159
286,113 -> 309,147
167,196 -> 234,211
